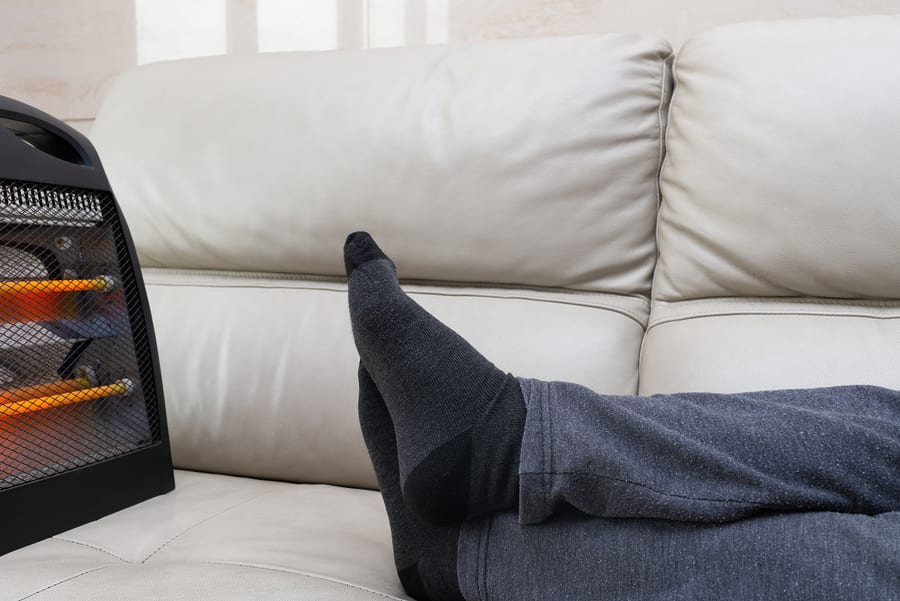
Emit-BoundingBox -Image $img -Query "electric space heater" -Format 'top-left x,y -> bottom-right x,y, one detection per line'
0,96 -> 174,556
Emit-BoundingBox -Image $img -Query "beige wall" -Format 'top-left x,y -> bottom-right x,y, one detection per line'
2,0 -> 899,132
448,0 -> 900,45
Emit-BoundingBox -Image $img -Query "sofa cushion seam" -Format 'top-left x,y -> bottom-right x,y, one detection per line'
648,309 -> 900,332
140,490 -> 282,563
143,268 -> 653,306
17,565 -> 114,601
192,560 -> 408,600
146,276 -> 650,327
653,296 -> 900,309
14,562 -> 408,601
53,537 -> 130,562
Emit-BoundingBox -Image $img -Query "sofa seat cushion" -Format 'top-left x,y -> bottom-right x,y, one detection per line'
0,470 -> 408,600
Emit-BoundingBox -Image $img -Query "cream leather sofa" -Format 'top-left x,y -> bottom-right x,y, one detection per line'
2,13 -> 899,600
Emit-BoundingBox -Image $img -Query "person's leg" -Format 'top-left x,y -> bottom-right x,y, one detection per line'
457,507 -> 900,601
345,231 -> 900,526
356,363 -> 464,601
362,357 -> 900,601
517,378 -> 900,523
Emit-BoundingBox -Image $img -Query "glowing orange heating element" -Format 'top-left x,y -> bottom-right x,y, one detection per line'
0,376 -> 93,406
0,291 -> 68,322
0,277 -> 112,295
0,277 -> 113,323
0,379 -> 132,419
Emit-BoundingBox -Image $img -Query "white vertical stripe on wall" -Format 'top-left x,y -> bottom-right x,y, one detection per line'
257,0 -> 339,52
427,0 -> 450,44
367,0 -> 406,48
226,0 -> 258,54
135,0 -> 228,65
405,1 -> 428,46
336,0 -> 366,48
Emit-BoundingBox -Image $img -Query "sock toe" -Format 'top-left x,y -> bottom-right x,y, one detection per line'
344,231 -> 394,275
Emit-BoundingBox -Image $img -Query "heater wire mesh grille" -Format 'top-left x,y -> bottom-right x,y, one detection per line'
0,179 -> 161,490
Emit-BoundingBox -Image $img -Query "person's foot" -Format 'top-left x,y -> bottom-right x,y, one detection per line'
357,364 -> 464,601
345,231 -> 526,525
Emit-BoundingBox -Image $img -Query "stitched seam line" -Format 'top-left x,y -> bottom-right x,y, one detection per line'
193,561 -> 407,600
144,267 -> 345,284
538,381 -> 550,521
140,490 -> 281,563
53,538 -> 129,562
147,275 -> 649,326
545,381 -> 555,520
17,566 -> 113,601
482,517 -> 493,601
470,520 -> 484,601
518,470 -> 779,507
144,267 -> 652,300
404,290 -> 647,326
478,518 -> 490,601
648,309 -> 900,332
16,562 -> 406,601
653,295 -> 900,309
533,381 -> 545,520
655,295 -> 900,309
474,521 -> 484,601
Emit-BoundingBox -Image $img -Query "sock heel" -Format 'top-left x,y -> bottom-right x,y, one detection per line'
403,431 -> 473,526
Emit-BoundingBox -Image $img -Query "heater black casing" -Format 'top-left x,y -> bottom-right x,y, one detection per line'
0,96 -> 175,556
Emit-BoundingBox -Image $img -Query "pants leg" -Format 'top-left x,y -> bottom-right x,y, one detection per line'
457,507 -> 900,601
517,379 -> 900,524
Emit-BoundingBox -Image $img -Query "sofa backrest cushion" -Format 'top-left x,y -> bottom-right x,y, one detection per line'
644,15 -> 900,394
93,35 -> 671,295
92,35 -> 673,488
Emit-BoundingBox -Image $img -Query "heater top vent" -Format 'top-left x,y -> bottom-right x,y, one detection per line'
0,179 -> 104,226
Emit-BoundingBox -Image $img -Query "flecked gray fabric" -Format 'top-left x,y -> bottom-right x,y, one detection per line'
453,380 -> 900,600
458,507 -> 900,601
516,380 -> 900,524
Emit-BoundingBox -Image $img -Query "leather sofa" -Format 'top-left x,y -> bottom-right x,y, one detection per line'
2,13 -> 899,600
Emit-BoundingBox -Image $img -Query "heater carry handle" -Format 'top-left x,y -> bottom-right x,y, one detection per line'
0,95 -> 107,190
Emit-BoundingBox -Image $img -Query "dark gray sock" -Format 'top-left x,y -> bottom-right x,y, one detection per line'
357,364 -> 463,601
345,231 -> 526,525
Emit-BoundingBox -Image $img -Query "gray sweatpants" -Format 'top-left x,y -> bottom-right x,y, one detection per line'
457,381 -> 900,600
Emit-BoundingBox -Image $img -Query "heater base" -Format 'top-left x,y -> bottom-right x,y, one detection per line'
0,442 -> 174,557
